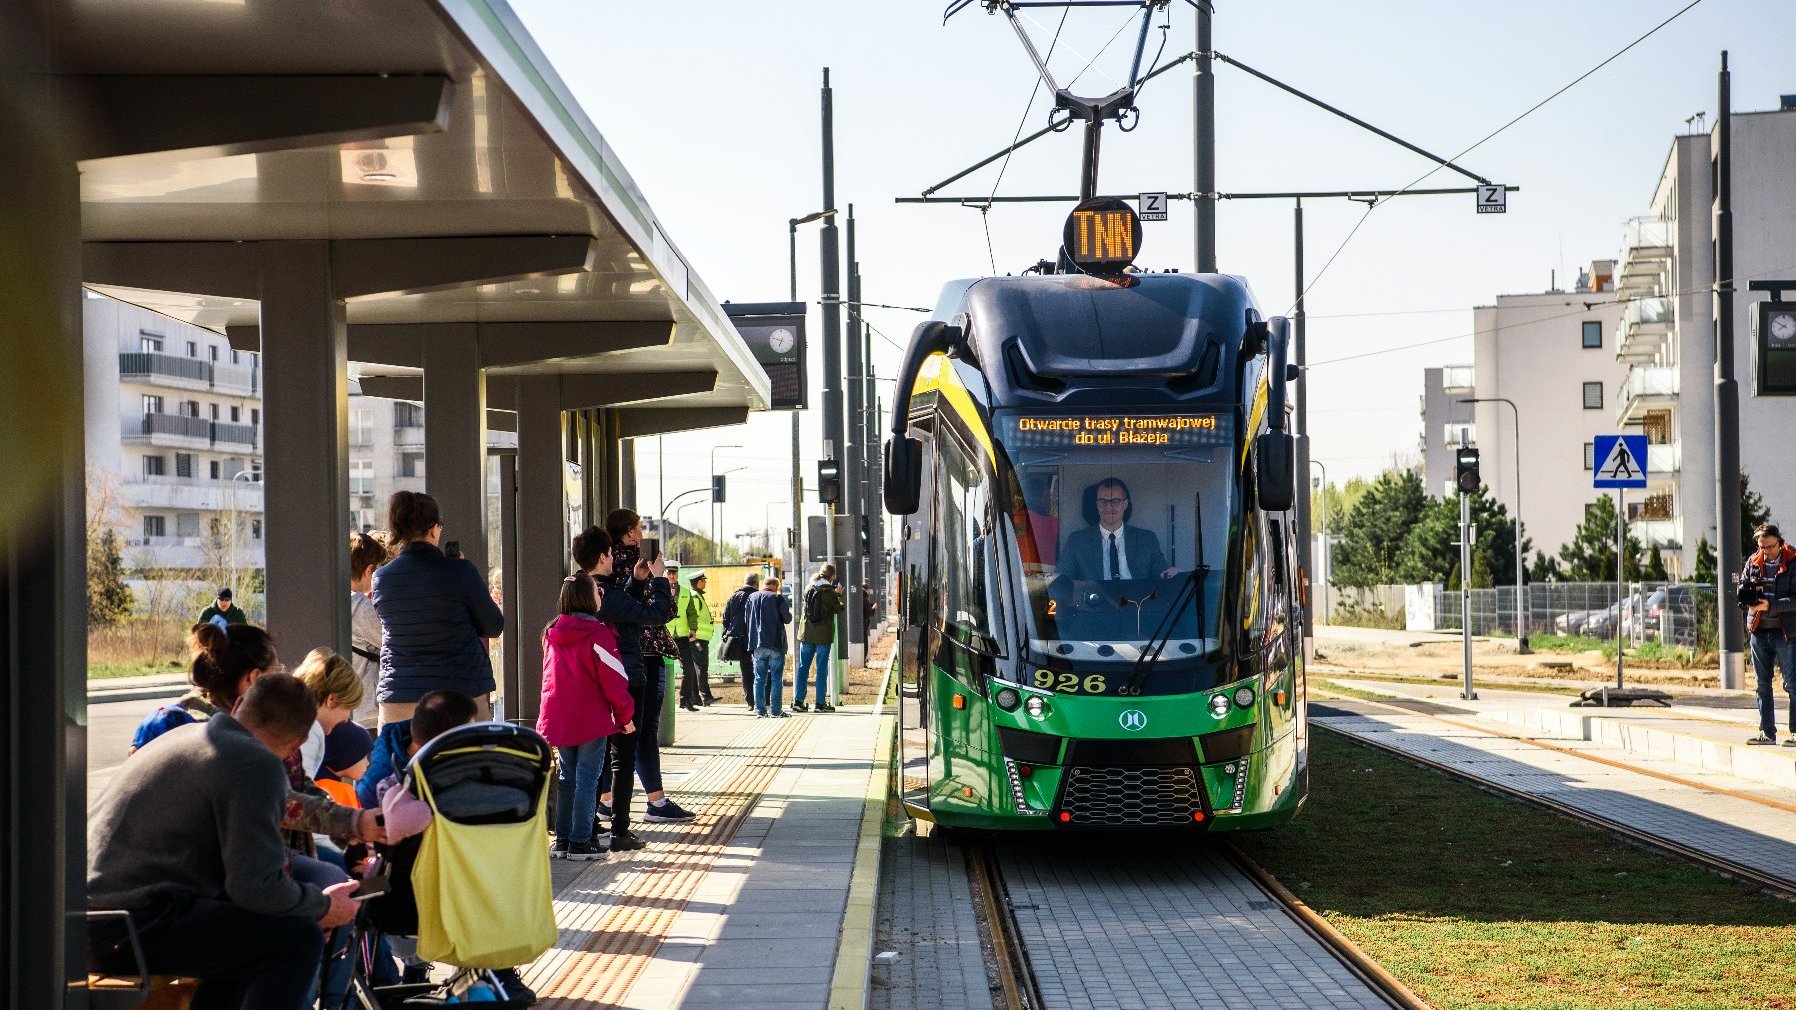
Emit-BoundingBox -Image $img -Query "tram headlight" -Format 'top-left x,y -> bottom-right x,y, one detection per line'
994,687 -> 1022,712
1208,694 -> 1230,719
1025,696 -> 1049,719
1232,685 -> 1256,709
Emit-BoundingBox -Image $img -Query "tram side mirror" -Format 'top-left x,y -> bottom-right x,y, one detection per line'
1254,432 -> 1295,512
885,436 -> 923,515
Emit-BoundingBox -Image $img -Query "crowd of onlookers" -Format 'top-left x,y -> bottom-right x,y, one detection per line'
85,489 -> 858,1009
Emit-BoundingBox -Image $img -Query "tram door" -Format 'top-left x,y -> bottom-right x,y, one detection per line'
896,433 -> 936,818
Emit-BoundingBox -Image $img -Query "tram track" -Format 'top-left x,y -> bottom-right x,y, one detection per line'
1311,691 -> 1796,901
961,832 -> 1420,1010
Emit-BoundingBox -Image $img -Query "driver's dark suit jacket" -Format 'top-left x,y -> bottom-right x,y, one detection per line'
1059,525 -> 1169,582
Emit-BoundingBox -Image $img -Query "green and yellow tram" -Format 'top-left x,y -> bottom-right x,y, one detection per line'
883,221 -> 1309,831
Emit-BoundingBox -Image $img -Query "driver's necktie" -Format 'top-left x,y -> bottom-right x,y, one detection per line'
1108,532 -> 1121,581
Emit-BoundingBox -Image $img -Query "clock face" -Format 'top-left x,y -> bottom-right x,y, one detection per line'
768,327 -> 796,354
1771,311 -> 1796,346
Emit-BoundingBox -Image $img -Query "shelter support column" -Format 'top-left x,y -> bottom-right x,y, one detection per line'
1,66 -> 86,1003
258,241 -> 352,659
513,377 -> 566,722
422,327 -> 487,571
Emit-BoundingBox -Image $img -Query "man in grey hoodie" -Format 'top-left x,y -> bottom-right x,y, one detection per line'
87,673 -> 359,1009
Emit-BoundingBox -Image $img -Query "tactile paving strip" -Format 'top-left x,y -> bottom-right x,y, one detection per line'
528,715 -> 811,1008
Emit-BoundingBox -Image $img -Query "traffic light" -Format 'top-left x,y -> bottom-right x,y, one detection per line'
1454,447 -> 1481,495
817,459 -> 842,506
711,474 -> 727,502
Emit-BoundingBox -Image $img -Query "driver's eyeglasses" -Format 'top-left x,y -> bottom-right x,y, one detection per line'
1096,497 -> 1129,507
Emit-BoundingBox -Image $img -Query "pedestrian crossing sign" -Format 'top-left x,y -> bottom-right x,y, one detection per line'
1592,434 -> 1648,489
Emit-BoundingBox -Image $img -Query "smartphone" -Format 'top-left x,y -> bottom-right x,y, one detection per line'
444,541 -> 462,559
642,537 -> 660,562
352,874 -> 390,902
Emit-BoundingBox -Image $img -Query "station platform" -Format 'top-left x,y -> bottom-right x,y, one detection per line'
1314,676 -> 1796,890
519,691 -> 890,1010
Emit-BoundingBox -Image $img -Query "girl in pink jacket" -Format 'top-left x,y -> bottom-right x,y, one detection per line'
537,573 -> 635,860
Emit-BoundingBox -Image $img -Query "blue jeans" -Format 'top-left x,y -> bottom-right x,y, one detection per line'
556,739 -> 607,843
796,641 -> 832,704
1750,629 -> 1796,737
754,648 -> 786,715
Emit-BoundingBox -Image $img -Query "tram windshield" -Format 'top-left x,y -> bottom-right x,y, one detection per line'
994,410 -> 1235,676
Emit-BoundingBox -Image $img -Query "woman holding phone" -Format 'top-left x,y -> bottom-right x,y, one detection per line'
370,491 -> 505,726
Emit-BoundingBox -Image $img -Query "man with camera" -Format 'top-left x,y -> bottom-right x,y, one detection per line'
1740,523 -> 1796,746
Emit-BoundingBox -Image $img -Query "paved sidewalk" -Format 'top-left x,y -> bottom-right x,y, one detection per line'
523,699 -> 886,1010
1312,679 -> 1796,889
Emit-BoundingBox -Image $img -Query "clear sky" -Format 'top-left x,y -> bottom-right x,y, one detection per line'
511,0 -> 1789,552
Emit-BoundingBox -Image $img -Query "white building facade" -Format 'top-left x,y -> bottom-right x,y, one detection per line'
83,294 -> 265,573
1615,102 -> 1796,576
1418,365 -> 1476,496
1465,265 -> 1629,566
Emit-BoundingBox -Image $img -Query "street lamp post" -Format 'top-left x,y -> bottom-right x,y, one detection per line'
709,444 -> 744,565
674,501 -> 705,560
227,468 -> 261,599
1310,460 -> 1328,626
1459,396 -> 1529,653
762,500 -> 790,555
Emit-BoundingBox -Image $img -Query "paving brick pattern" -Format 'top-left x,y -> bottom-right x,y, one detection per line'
996,840 -> 1391,1010
870,832 -> 993,1010
1314,701 -> 1796,889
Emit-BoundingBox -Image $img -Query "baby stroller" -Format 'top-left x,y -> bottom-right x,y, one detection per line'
342,722 -> 558,1009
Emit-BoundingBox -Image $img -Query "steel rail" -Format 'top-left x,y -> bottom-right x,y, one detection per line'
1310,696 -> 1796,901
966,842 -> 1043,1010
1224,843 -> 1429,1010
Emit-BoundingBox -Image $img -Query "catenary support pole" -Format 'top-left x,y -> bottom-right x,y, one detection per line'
1293,199 -> 1312,655
845,206 -> 866,658
422,327 -> 487,570
1193,0 -> 1215,272
819,68 -> 847,703
1714,51 -> 1742,690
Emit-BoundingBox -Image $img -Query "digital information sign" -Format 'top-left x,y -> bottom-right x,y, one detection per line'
1006,414 -> 1227,448
723,301 -> 807,410
1062,197 -> 1143,274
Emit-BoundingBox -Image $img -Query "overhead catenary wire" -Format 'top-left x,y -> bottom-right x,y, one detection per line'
1285,0 -> 1710,311
981,7 -> 1071,271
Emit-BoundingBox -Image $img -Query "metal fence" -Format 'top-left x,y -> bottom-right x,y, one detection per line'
1319,584 -> 1407,626
1429,581 -> 1712,647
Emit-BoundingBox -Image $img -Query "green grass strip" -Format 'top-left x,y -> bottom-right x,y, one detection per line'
1237,731 -> 1796,1010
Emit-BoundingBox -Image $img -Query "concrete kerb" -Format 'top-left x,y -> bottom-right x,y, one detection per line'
1478,704 -> 1796,791
826,641 -> 900,1010
87,673 -> 187,704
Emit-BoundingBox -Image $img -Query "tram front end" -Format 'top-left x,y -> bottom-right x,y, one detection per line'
885,266 -> 1308,833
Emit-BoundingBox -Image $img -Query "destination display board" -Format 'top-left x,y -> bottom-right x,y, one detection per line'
1062,197 -> 1142,273
1004,413 -> 1227,449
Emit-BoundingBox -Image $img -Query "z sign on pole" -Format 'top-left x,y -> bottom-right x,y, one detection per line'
1476,184 -> 1506,214
1592,435 -> 1648,489
1137,192 -> 1168,222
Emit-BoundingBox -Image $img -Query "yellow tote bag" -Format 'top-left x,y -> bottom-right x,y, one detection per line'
411,771 -> 557,969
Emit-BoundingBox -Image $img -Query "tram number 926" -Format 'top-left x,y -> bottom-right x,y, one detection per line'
1033,670 -> 1109,695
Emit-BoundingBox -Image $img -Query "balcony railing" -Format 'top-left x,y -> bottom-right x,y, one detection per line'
1621,217 -> 1672,257
393,423 -> 426,448
1646,442 -> 1680,474
1617,295 -> 1674,360
127,413 -> 259,448
1627,516 -> 1683,549
119,352 -> 259,395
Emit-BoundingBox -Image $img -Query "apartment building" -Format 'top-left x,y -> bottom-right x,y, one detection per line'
348,394 -> 428,532
83,293 -> 264,573
1415,266 -> 1631,563
1418,365 -> 1476,494
1614,99 -> 1796,576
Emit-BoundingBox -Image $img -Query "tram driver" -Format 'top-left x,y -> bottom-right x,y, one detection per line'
1057,476 -> 1179,583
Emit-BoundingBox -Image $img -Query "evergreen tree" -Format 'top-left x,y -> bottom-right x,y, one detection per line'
86,526 -> 134,625
1529,551 -> 1562,582
1330,469 -> 1428,588
1446,561 -> 1461,591
1469,551 -> 1494,589
1644,544 -> 1669,582
1740,471 -> 1772,558
1395,483 -> 1529,585
1692,533 -> 1718,587
1556,495 -> 1644,582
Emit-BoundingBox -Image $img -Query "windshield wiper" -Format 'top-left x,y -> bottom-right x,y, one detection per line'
1123,492 -> 1209,695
